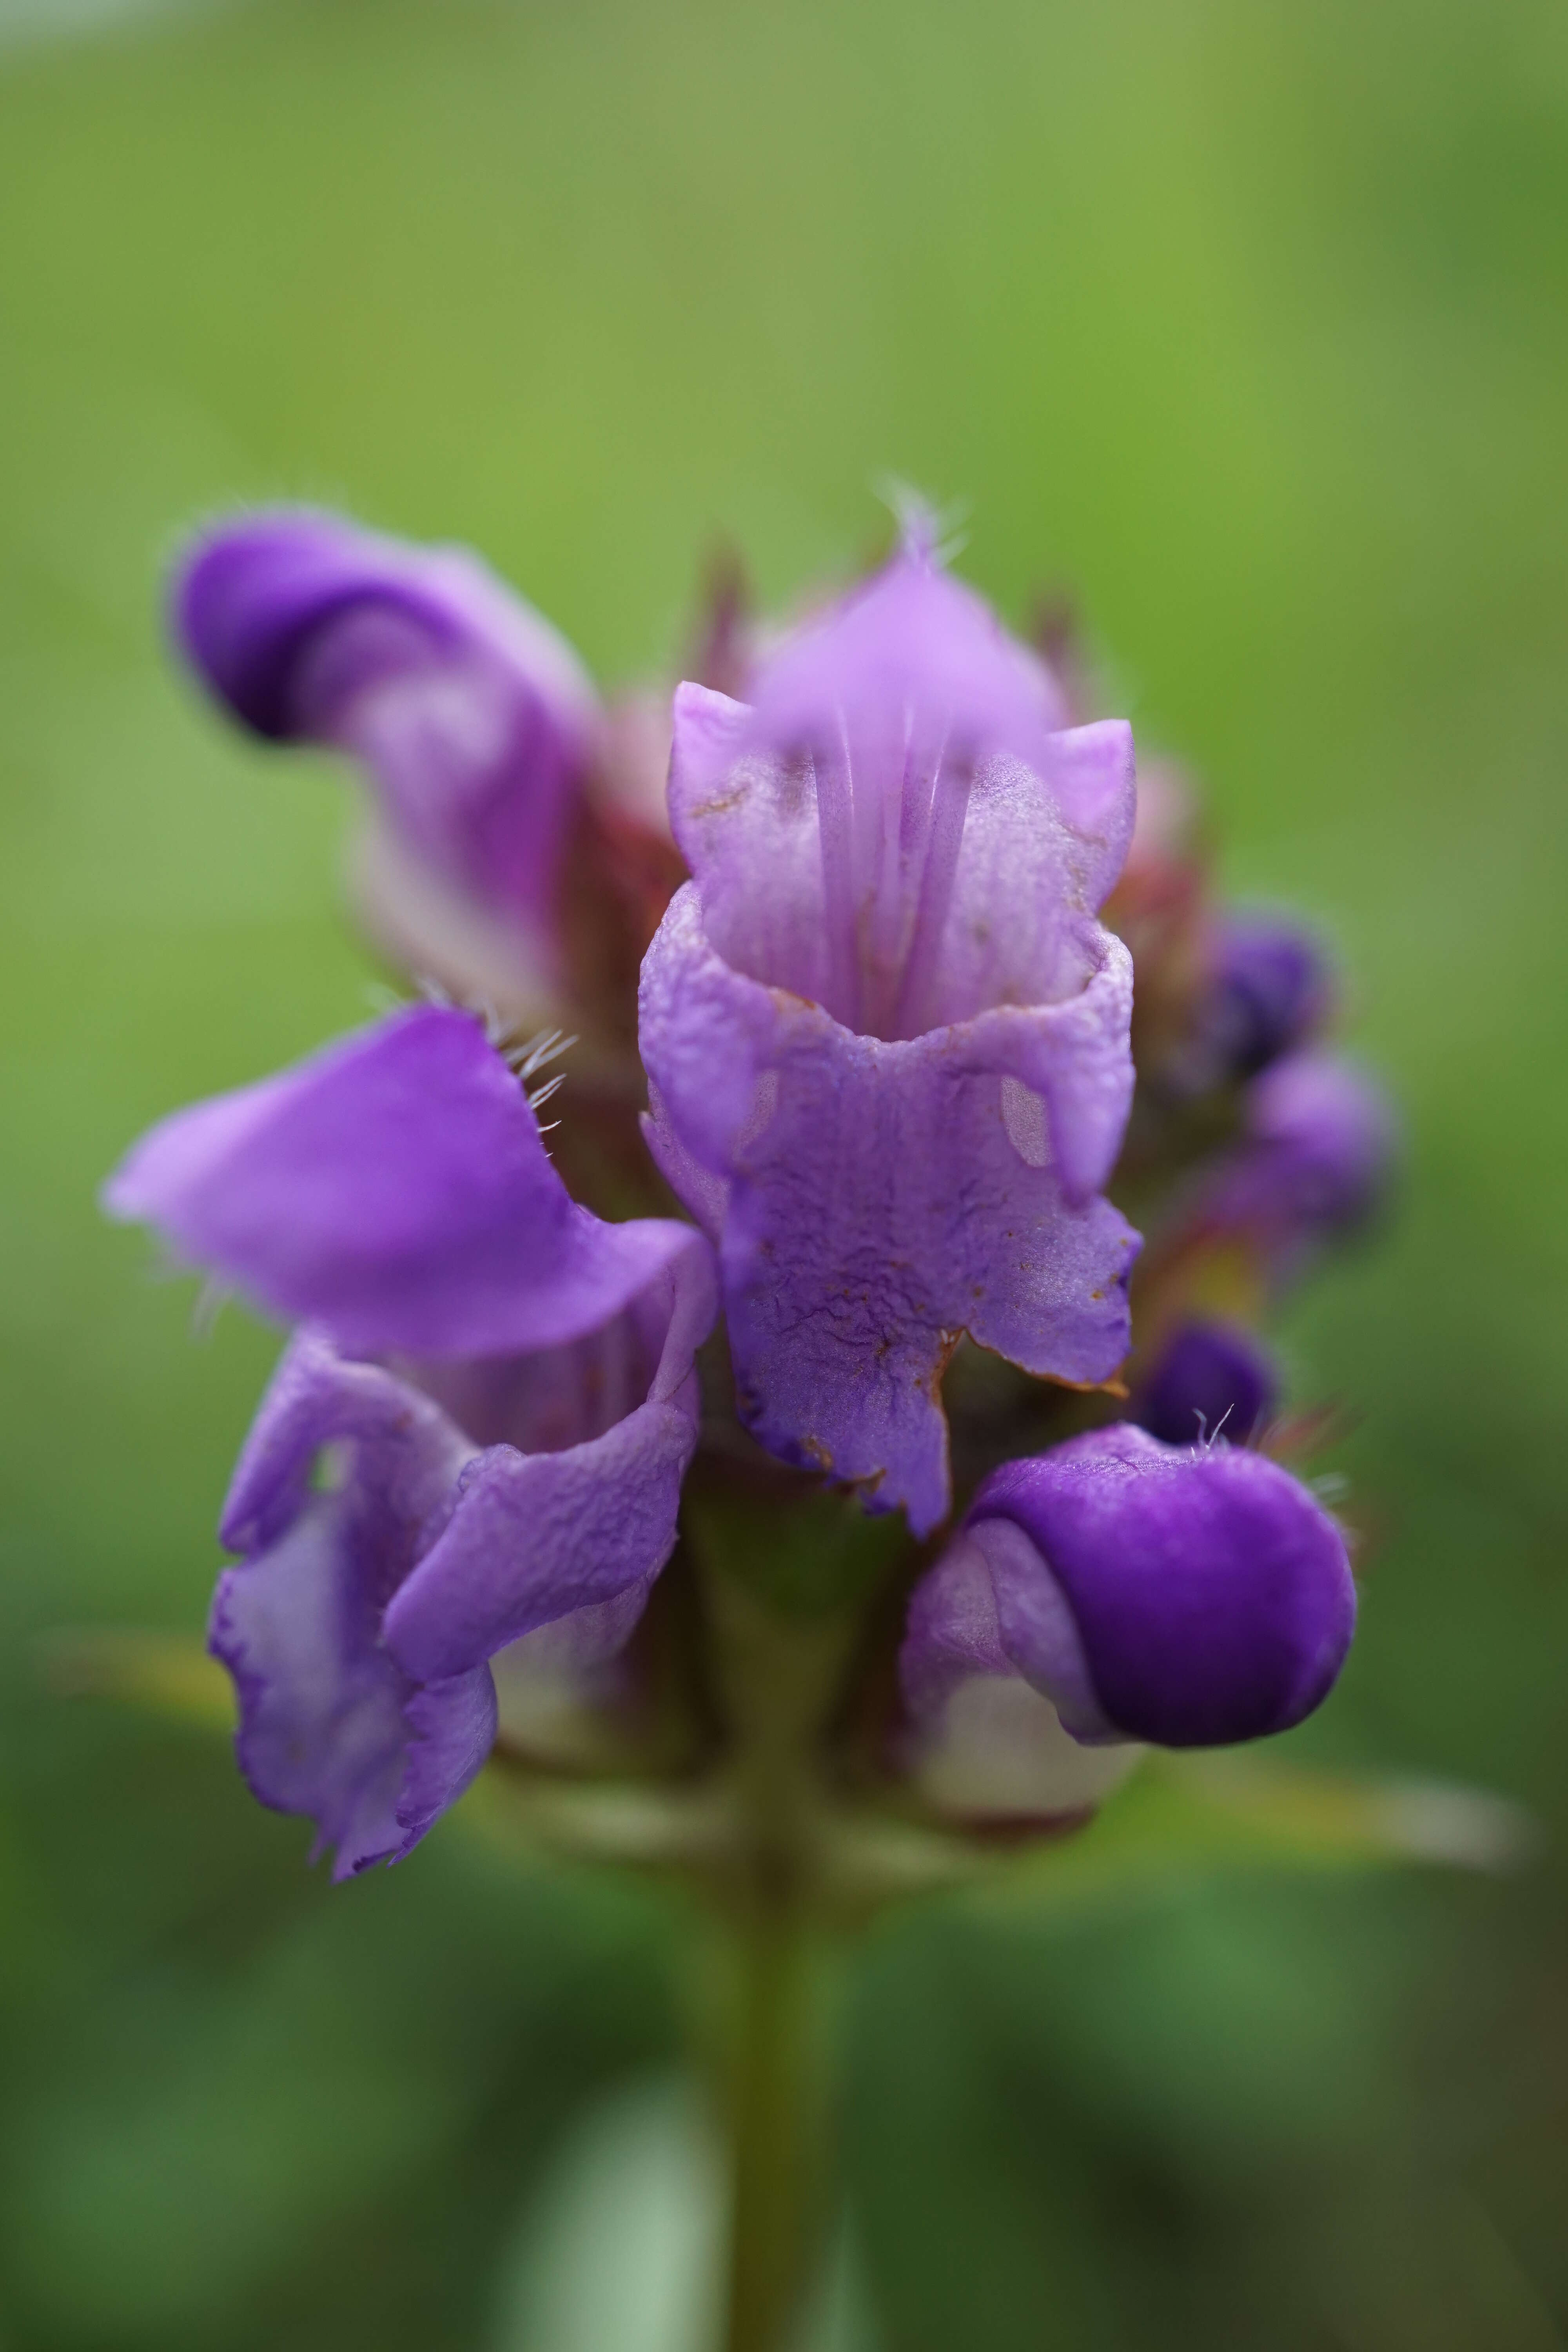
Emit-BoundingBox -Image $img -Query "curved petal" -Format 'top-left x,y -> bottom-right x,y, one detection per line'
208,1338 -> 493,1877
383,1232 -> 716,1679
218,1326 -> 472,1556
969,1425 -> 1357,1746
665,551 -> 1134,1041
900,1518 -> 1110,1738
174,509 -> 597,951
104,1004 -> 701,1359
898,1522 -> 1143,1816
639,887 -> 1137,1535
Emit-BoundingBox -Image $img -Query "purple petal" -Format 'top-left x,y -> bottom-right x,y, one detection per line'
383,1231 -> 715,1678
207,1332 -> 492,1877
174,509 -> 597,947
103,1004 -> 701,1359
640,887 -> 1137,1535
1131,1319 -> 1278,1448
218,1325 -> 470,1556
666,548 -> 1134,1044
898,1520 -> 1143,1815
953,1425 -> 1357,1747
1200,1050 -> 1396,1268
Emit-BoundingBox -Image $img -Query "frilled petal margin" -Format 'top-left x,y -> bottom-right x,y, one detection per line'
211,1341 -> 491,1879
902,1425 -> 1356,1759
103,1004 -> 697,1361
175,509 -> 599,965
212,1224 -> 715,1876
640,882 -> 1138,1535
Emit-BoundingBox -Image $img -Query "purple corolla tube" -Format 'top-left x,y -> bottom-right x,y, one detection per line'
639,529 -> 1142,1535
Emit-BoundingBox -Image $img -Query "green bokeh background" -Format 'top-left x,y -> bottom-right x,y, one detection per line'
2,0 -> 1565,2343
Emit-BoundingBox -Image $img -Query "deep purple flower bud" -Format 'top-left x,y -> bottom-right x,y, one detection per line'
1203,913 -> 1331,1081
175,511 -> 599,989
1132,1318 -> 1277,1447
105,1006 -> 717,1873
639,534 -> 1141,1535
1199,1049 -> 1395,1275
901,1425 -> 1355,1766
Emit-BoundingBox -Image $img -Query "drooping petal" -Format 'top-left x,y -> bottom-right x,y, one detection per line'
175,510 -> 598,961
383,1229 -> 716,1677
909,1424 -> 1357,1748
103,1004 -> 701,1359
208,1330 -> 492,1877
1131,1318 -> 1278,1448
640,887 -> 1136,1534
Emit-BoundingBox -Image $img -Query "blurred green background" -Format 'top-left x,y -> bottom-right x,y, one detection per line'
2,0 -> 1566,2343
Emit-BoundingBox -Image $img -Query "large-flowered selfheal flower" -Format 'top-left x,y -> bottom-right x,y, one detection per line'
900,1425 -> 1355,1817
176,511 -> 601,1004
104,1005 -> 717,1873
638,534 -> 1141,1536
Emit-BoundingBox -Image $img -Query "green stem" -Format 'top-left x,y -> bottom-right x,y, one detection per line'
719,1900 -> 830,2352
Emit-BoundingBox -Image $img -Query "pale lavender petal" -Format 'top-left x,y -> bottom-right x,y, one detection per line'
175,510 -> 597,948
104,1004 -> 700,1359
383,1232 -> 715,1678
487,1581 -> 656,1758
640,888 -> 1137,1535
666,550 -> 1134,1042
900,1506 -> 1142,1814
901,1516 -> 1114,1740
908,1673 -> 1143,1820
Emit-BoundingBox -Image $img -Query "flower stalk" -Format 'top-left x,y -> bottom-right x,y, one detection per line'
713,1898 -> 834,2352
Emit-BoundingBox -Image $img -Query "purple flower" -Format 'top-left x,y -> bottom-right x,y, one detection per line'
638,535 -> 1141,1535
175,511 -> 600,994
1198,1049 -> 1395,1278
1132,1318 -> 1278,1447
1200,913 -> 1331,1082
105,1005 -> 717,1873
901,1426 -> 1355,1798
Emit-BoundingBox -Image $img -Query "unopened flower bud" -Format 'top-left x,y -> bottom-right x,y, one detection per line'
901,1426 -> 1355,1810
1132,1317 -> 1278,1447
